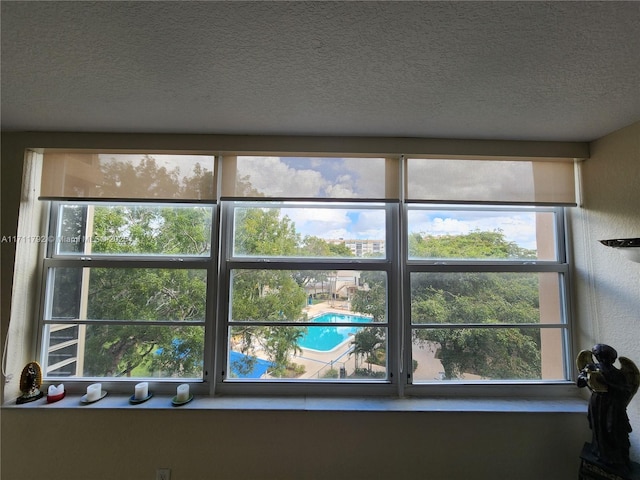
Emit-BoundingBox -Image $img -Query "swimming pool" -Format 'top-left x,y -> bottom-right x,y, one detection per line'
298,313 -> 372,352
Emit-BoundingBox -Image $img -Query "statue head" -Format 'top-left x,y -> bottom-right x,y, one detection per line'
592,343 -> 618,365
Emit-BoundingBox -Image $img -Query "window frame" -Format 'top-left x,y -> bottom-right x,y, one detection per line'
401,203 -> 573,394
37,200 -> 218,395
18,147 -> 578,398
213,199 -> 402,397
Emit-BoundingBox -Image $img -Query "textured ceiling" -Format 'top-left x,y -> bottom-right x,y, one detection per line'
1,1 -> 639,141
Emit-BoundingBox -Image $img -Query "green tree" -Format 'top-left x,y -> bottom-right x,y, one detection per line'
350,271 -> 387,376
351,231 -> 542,380
75,156 -> 214,378
351,271 -> 387,322
351,327 -> 385,373
83,266 -> 207,377
300,236 -> 353,257
230,208 -> 309,377
409,230 -> 536,260
408,231 -> 542,380
233,207 -> 299,256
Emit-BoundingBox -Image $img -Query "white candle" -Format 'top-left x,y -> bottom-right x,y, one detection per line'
48,384 -> 65,396
176,384 -> 189,402
134,382 -> 148,400
86,383 -> 101,402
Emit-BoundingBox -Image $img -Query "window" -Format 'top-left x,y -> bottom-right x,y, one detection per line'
219,201 -> 392,385
38,153 -> 216,385
406,205 -> 569,385
42,203 -> 213,380
28,150 -> 577,395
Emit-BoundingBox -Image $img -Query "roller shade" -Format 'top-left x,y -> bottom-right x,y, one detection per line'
40,152 -> 216,201
39,151 -> 577,205
406,158 -> 578,205
221,156 -> 399,200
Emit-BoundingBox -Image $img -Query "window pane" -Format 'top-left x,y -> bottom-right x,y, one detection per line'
46,343 -> 78,371
408,207 -> 557,261
48,325 -> 79,347
47,361 -> 77,377
224,156 -> 393,199
44,324 -> 204,378
230,270 -> 387,323
55,204 -> 213,256
232,203 -> 386,258
410,272 -> 563,325
49,267 -> 82,319
47,267 -> 207,322
228,325 -> 387,380
411,327 -> 566,382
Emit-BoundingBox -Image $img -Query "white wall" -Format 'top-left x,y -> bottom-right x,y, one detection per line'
570,120 -> 640,462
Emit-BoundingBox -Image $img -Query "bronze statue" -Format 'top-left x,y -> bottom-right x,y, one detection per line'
16,361 -> 45,404
577,344 -> 640,474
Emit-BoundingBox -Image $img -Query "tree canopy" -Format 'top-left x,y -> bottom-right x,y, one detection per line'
409,231 -> 542,380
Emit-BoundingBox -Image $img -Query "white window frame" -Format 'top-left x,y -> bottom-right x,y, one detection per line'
11,146 -> 578,398
37,201 -> 218,395
214,200 -> 401,396
401,203 -> 573,396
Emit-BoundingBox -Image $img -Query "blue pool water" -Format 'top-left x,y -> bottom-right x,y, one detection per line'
298,313 -> 372,352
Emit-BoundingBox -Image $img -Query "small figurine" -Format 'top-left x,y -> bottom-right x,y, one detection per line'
16,361 -> 44,404
577,344 -> 640,474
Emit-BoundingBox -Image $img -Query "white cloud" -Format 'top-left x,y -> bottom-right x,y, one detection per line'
282,207 -> 386,241
409,211 -> 539,250
284,208 -> 351,239
238,156 -> 327,197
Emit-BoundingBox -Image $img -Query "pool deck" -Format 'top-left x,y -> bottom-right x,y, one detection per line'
252,300 -> 448,380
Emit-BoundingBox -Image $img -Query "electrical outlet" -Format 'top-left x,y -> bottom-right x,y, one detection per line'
156,468 -> 171,480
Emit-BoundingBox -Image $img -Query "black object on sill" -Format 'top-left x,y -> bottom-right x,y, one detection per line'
599,238 -> 640,263
599,238 -> 640,248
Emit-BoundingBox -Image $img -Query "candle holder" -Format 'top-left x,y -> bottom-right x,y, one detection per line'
171,394 -> 193,406
130,382 -> 152,404
81,383 -> 107,404
172,384 -> 193,406
129,393 -> 153,404
46,384 -> 65,404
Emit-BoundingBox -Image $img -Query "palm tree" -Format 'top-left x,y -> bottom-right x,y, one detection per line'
350,327 -> 385,372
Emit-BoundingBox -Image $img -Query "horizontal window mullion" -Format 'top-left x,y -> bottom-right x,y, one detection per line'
227,260 -> 391,270
228,321 -> 387,328
406,263 -> 568,273
44,257 -> 212,269
226,198 -> 395,206
43,318 -> 205,327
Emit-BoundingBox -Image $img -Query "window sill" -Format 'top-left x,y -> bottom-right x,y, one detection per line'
3,393 -> 587,414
